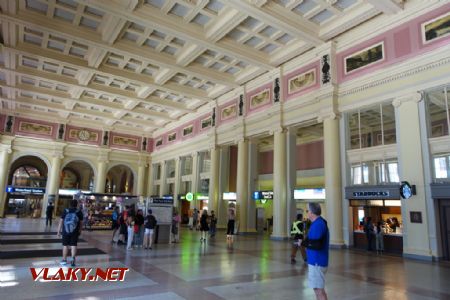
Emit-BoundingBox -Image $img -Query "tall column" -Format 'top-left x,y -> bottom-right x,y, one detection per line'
173,157 -> 181,208
209,147 -> 220,214
237,139 -> 249,233
286,128 -> 297,230
218,146 -> 230,229
0,145 -> 12,217
136,163 -> 147,196
394,92 -> 431,259
323,115 -> 344,246
190,153 -> 199,209
95,160 -> 107,193
146,162 -> 154,196
247,141 -> 257,233
159,161 -> 167,197
43,153 -> 63,217
272,130 -> 288,239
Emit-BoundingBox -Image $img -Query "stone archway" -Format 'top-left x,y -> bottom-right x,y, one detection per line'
106,164 -> 134,194
5,156 -> 48,217
60,160 -> 95,191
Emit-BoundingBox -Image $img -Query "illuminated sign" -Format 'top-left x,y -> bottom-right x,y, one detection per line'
223,192 -> 236,200
6,186 -> 46,195
294,188 -> 326,200
186,192 -> 194,201
253,191 -> 273,200
196,193 -> 209,201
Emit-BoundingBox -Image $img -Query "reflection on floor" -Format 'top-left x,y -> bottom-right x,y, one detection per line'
1,218 -> 450,300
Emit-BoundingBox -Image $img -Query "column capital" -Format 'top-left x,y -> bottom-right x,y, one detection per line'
269,127 -> 286,135
0,144 -> 12,154
317,111 -> 340,123
51,151 -> 64,160
393,92 -> 423,108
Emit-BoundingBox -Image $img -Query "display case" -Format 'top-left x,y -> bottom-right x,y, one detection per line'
88,210 -> 113,230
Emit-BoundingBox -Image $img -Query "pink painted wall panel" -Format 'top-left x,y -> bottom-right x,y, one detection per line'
109,132 -> 142,151
65,125 -> 102,146
14,117 -> 58,140
282,61 -> 321,101
147,138 -> 154,153
337,4 -> 450,83
297,141 -> 324,170
258,141 -> 324,175
218,98 -> 238,126
246,82 -> 273,116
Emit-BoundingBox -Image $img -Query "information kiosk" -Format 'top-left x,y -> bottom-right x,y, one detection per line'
146,196 -> 174,244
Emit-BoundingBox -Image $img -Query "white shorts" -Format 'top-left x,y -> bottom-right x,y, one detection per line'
144,228 -> 154,235
308,265 -> 327,289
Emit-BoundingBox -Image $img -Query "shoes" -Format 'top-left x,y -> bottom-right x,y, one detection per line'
149,247 -> 152,250
291,258 -> 296,264
60,259 -> 67,266
127,247 -> 133,250
71,258 -> 76,267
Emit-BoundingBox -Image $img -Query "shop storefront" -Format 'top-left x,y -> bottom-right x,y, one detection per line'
80,192 -> 138,230
5,186 -> 45,218
345,185 -> 403,254
430,183 -> 450,260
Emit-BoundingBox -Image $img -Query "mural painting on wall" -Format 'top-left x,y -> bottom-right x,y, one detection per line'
250,88 -> 271,109
168,132 -> 176,142
112,136 -> 138,147
288,69 -> 316,94
19,121 -> 53,136
68,129 -> 98,142
60,170 -> 78,189
155,138 -> 163,147
422,12 -> 450,44
221,103 -> 237,121
345,42 -> 384,74
201,117 -> 212,129
183,125 -> 193,136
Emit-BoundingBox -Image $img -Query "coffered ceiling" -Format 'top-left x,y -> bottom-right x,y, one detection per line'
0,0 -> 404,136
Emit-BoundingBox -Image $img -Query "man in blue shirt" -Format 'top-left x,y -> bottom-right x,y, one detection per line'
301,203 -> 329,300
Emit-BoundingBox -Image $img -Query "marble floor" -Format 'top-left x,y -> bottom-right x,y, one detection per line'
1,218 -> 450,300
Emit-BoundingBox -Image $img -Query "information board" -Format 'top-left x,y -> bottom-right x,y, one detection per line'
149,205 -> 172,224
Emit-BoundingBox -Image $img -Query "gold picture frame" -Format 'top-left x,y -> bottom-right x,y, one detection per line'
168,132 -> 176,142
422,11 -> 450,44
19,121 -> 52,135
201,117 -> 212,129
183,125 -> 193,136
288,69 -> 316,94
221,104 -> 237,121
344,42 -> 384,74
250,88 -> 270,109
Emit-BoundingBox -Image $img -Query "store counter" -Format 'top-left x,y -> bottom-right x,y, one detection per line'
353,230 -> 403,254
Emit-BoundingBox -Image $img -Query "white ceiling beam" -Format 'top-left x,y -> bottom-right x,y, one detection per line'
154,68 -> 178,85
176,43 -> 206,67
2,12 -> 238,88
6,44 -> 205,107
366,0 -> 404,15
227,0 -> 323,46
74,0 -> 274,70
0,82 -> 176,122
205,8 -> 248,42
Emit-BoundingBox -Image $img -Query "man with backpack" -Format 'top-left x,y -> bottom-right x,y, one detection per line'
57,199 -> 83,267
143,209 -> 157,250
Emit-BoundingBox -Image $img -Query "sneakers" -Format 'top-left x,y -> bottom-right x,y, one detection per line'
291,258 -> 296,264
60,259 -> 67,266
71,258 -> 76,267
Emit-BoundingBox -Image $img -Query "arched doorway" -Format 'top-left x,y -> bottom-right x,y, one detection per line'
105,165 -> 134,194
6,156 -> 48,218
58,160 -> 95,216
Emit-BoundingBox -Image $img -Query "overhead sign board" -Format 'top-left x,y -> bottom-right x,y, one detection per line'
6,186 -> 46,195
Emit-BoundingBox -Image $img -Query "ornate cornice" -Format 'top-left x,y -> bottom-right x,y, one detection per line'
340,56 -> 450,97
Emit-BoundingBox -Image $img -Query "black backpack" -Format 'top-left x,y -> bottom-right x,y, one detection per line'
145,215 -> 157,229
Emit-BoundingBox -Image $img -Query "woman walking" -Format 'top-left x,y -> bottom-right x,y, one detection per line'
199,210 -> 209,242
226,207 -> 236,247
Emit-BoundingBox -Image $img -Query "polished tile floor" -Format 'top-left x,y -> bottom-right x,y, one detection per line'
1,218 -> 450,300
